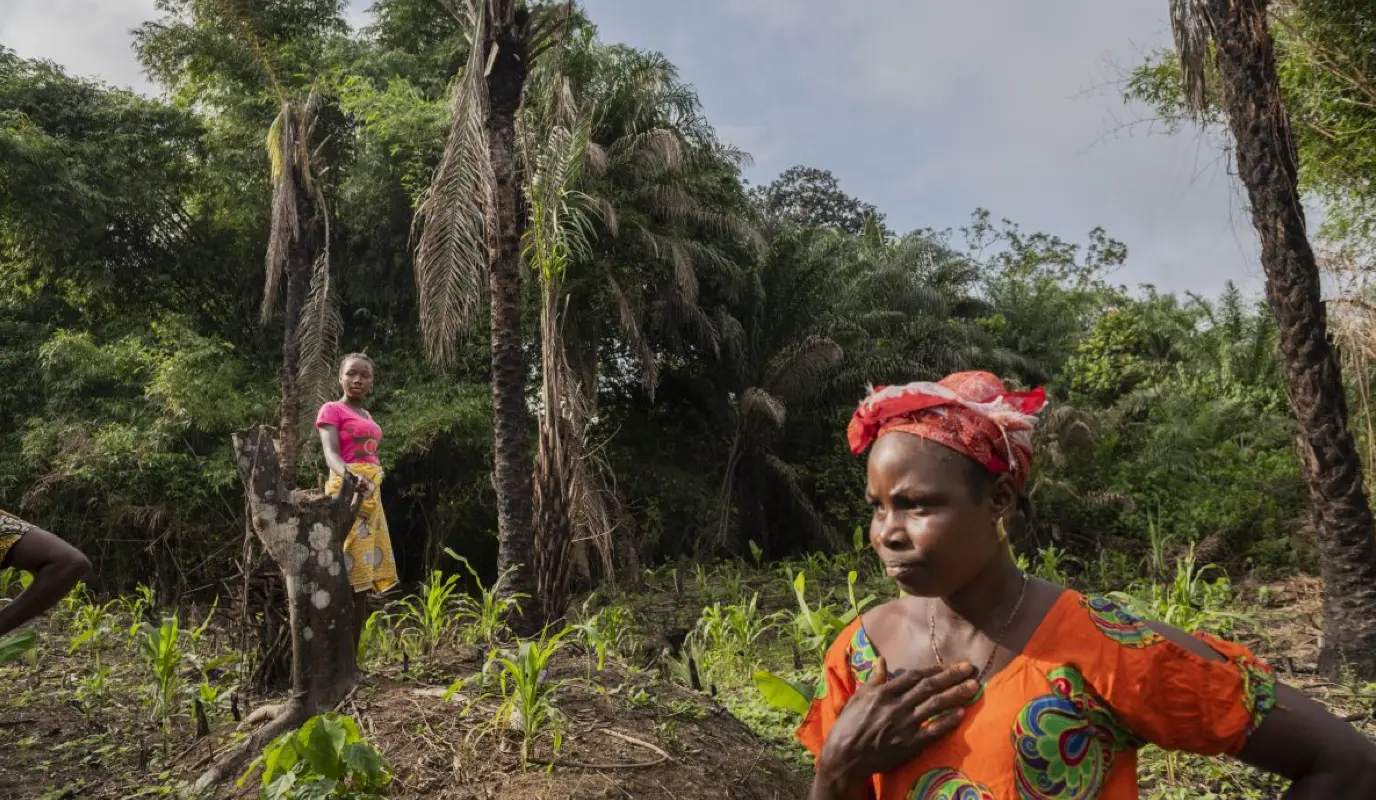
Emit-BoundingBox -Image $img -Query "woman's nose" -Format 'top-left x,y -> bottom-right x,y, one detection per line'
875,511 -> 910,549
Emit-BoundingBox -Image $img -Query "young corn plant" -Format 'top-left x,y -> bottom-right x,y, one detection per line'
449,549 -> 525,645
0,566 -> 28,597
401,569 -> 461,654
140,614 -> 184,732
787,569 -> 874,655
489,628 -> 570,769
68,596 -> 117,656
691,594 -> 779,685
358,609 -> 400,666
122,583 -> 157,647
565,597 -> 634,677
75,665 -> 114,716
1032,545 -> 1075,586
1111,544 -> 1255,636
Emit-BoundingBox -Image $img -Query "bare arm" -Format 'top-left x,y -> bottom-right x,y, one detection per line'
318,424 -> 349,479
0,526 -> 91,636
1144,621 -> 1376,797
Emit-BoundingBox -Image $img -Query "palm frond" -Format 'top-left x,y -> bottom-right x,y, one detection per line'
1170,0 -> 1214,112
297,247 -> 342,427
739,387 -> 787,430
759,452 -> 840,549
763,335 -> 844,403
262,101 -> 298,323
413,0 -> 494,367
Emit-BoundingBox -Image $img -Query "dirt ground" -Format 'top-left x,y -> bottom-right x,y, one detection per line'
3,574 -> 1374,799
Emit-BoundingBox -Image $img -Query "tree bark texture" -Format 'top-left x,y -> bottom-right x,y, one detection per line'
484,1 -> 539,636
235,427 -> 359,705
277,175 -> 317,486
196,427 -> 360,791
1205,0 -> 1376,677
535,289 -> 576,625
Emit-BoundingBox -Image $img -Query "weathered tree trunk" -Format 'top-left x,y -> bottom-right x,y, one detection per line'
1205,0 -> 1376,677
485,1 -> 539,636
535,289 -> 576,624
277,186 -> 317,485
194,427 -> 359,791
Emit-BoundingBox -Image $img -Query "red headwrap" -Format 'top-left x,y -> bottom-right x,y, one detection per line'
847,371 -> 1047,491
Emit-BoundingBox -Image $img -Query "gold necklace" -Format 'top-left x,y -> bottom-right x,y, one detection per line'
929,571 -> 1030,682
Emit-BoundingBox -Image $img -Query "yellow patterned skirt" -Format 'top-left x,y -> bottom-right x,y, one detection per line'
325,464 -> 398,594
0,509 -> 34,567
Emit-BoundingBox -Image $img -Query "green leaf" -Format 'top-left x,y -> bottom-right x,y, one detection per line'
261,731 -> 301,784
0,630 -> 37,664
263,771 -> 297,800
752,670 -> 813,716
301,714 -> 349,780
342,742 -> 389,788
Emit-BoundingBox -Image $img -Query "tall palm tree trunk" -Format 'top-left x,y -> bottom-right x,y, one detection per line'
277,192 -> 316,486
534,287 -> 575,623
486,3 -> 538,634
1203,0 -> 1376,677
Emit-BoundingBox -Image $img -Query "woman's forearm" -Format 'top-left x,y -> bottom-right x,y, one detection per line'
324,452 -> 350,477
0,548 -> 90,636
1283,768 -> 1376,799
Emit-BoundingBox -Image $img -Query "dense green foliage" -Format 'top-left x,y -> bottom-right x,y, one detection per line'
0,1 -> 1316,597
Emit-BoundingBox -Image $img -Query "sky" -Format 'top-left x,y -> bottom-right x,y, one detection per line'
0,0 -> 1272,297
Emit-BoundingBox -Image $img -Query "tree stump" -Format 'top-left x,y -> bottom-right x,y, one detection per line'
193,426 -> 360,792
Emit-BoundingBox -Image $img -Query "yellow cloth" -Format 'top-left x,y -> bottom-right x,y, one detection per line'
0,509 -> 33,567
325,464 -> 398,594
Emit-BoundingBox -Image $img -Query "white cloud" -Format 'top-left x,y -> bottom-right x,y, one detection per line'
585,0 -> 1266,296
1,0 -> 157,93
4,0 -> 1274,296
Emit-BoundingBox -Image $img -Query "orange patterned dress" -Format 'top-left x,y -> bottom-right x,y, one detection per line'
797,590 -> 1276,799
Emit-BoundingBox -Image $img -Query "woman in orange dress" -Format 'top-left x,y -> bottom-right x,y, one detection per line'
799,372 -> 1376,799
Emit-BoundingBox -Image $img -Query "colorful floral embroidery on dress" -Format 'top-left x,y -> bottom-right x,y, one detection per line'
0,509 -> 33,566
906,767 -> 996,800
1080,595 -> 1164,649
1012,666 -> 1139,800
849,625 -> 878,683
1234,652 -> 1278,735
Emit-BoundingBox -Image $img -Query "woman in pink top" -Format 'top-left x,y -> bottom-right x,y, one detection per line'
316,353 -> 398,651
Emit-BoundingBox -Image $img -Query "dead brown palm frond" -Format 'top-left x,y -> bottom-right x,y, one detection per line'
413,0 -> 494,367
263,100 -> 299,323
1170,0 -> 1215,112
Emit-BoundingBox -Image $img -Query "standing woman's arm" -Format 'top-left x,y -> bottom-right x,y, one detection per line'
318,424 -> 349,479
0,526 -> 92,636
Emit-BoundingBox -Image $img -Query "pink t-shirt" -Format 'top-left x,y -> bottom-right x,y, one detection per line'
315,401 -> 382,465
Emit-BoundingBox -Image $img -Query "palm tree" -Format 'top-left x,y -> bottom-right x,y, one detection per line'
1171,0 -> 1376,677
708,225 -> 1010,555
265,90 -> 341,482
413,0 -> 568,633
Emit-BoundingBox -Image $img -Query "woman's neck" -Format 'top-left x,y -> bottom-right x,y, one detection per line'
940,551 -> 1025,631
339,395 -> 367,410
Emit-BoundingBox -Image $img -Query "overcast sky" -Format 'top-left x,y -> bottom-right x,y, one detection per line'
1,0 -> 1271,297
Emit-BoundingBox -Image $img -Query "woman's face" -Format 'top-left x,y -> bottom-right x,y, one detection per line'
340,358 -> 374,401
865,432 -> 1014,597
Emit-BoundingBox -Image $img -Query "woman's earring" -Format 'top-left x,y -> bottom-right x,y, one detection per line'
996,517 -> 1008,543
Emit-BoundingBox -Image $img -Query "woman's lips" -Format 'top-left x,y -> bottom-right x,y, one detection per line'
884,560 -> 923,578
